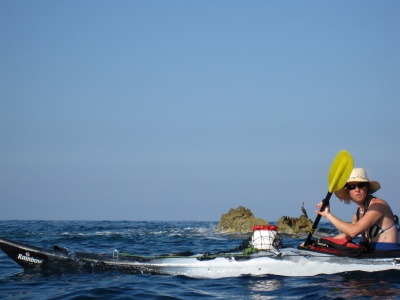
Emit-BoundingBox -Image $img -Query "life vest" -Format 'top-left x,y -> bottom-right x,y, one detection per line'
310,237 -> 368,257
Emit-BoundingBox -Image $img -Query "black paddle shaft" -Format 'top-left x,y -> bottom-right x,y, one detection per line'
304,191 -> 332,247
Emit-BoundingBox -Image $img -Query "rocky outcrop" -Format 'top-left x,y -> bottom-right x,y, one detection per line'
277,215 -> 312,235
217,206 -> 269,233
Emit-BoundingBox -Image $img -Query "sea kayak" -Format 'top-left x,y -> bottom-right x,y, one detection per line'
1,236 -> 400,278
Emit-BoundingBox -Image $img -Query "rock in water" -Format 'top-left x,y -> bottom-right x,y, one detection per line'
277,215 -> 312,235
217,206 -> 269,233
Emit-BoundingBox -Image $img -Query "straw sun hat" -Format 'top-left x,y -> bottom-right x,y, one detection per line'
334,168 -> 381,203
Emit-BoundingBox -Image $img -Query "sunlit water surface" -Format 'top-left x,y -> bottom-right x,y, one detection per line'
1,220 -> 399,299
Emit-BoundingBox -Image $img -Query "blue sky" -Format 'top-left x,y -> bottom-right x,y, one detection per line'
1,1 -> 399,222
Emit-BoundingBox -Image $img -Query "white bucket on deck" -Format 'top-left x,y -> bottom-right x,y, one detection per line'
251,225 -> 279,250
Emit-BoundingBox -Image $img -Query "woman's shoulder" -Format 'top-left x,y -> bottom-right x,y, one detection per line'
370,197 -> 392,212
370,197 -> 388,205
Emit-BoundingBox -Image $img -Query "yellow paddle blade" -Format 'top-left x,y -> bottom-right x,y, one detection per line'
328,150 -> 354,193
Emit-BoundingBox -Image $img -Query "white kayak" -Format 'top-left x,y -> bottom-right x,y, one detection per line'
1,237 -> 400,278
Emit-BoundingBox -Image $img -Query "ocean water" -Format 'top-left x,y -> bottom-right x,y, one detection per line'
1,220 -> 400,299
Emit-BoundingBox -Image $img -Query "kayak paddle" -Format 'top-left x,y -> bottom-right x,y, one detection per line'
303,150 -> 354,246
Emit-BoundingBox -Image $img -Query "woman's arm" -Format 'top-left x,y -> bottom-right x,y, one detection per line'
332,213 -> 358,239
317,204 -> 384,238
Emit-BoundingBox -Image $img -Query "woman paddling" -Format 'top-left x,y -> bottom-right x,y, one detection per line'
316,168 -> 400,251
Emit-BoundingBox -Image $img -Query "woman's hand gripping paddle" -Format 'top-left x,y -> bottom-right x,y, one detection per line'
303,150 -> 354,247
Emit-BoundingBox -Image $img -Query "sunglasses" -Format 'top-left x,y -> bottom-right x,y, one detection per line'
346,182 -> 367,191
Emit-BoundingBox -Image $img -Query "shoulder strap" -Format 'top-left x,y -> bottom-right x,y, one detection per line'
356,195 -> 373,221
357,195 -> 374,248
364,195 -> 373,209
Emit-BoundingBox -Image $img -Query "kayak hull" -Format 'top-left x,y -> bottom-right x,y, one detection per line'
1,237 -> 400,278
